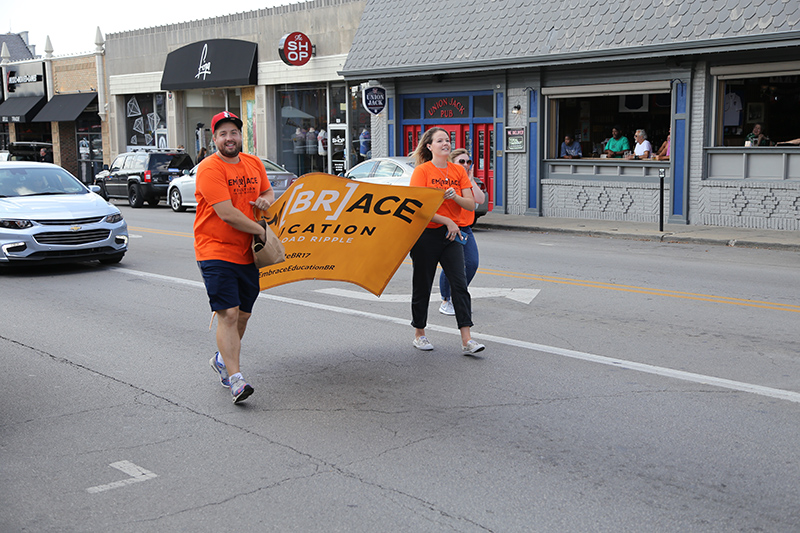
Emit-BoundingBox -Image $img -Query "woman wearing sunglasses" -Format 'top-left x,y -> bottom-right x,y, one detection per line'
438,148 -> 485,317
408,129 -> 485,355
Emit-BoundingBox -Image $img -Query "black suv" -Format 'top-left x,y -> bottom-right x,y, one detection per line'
95,149 -> 194,207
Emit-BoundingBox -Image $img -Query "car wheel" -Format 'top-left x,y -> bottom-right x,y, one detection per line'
128,183 -> 144,208
99,253 -> 125,265
169,188 -> 186,212
147,198 -> 160,207
98,182 -> 109,200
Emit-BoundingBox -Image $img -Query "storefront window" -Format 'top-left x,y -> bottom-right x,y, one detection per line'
124,93 -> 166,152
550,93 -> 671,158
278,84 -> 327,176
76,107 -> 102,184
329,83 -> 347,126
185,88 -> 241,162
716,76 -> 800,147
403,99 -> 421,120
473,95 -> 493,118
350,85 -> 372,167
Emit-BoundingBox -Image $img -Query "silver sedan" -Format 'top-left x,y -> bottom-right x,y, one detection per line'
0,162 -> 128,265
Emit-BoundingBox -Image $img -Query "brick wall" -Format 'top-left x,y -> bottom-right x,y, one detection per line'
53,57 -> 97,93
56,122 -> 79,176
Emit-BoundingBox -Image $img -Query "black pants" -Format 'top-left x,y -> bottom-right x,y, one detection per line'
410,226 -> 473,329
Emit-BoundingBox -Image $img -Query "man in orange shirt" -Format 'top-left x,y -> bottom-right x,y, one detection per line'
195,111 -> 274,404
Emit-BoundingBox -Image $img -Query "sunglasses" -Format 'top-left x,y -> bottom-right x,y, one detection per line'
456,159 -> 472,165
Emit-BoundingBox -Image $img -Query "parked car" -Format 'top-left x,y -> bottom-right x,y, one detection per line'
94,149 -> 194,208
343,156 -> 416,186
344,156 -> 489,222
0,162 -> 128,265
167,157 -> 298,212
7,142 -> 53,162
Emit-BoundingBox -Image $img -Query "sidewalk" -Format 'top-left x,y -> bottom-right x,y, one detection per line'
474,212 -> 800,251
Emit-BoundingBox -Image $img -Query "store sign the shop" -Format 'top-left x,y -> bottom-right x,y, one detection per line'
362,85 -> 386,115
279,32 -> 313,67
425,96 -> 468,119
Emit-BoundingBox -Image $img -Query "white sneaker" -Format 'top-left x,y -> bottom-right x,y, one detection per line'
439,300 -> 455,316
413,336 -> 434,351
462,340 -> 485,355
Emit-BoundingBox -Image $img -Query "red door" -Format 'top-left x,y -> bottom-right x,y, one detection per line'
432,124 -> 469,151
473,123 -> 494,210
402,125 -> 421,155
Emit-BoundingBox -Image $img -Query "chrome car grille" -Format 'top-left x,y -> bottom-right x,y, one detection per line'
35,216 -> 106,226
34,229 -> 111,245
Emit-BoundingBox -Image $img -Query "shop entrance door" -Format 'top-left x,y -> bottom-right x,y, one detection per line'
402,125 -> 421,156
473,123 -> 494,210
432,124 -> 469,151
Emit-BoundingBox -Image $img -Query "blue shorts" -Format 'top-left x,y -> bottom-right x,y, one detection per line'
198,260 -> 260,313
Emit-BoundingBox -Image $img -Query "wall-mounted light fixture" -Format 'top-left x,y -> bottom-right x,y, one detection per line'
512,104 -> 522,114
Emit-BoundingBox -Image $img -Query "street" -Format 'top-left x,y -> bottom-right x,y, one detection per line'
1,202 -> 799,532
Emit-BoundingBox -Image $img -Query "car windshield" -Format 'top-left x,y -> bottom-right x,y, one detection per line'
0,167 -> 87,197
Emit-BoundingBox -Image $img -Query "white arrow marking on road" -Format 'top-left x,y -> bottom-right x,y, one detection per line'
314,287 -> 540,305
86,460 -> 157,494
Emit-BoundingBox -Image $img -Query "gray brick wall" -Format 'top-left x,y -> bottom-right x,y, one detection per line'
542,179 -> 670,224
697,181 -> 800,230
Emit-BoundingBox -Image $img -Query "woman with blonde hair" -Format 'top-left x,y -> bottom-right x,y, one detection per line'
408,128 -> 485,354
437,148 -> 485,316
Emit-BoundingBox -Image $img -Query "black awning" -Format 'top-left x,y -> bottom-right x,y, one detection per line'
161,39 -> 258,90
33,92 -> 97,122
0,96 -> 46,123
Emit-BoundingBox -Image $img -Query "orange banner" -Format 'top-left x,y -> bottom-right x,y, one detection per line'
254,172 -> 443,296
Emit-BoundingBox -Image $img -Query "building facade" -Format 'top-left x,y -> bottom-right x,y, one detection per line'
104,0 -> 368,178
0,32 -> 106,181
341,0 -> 800,231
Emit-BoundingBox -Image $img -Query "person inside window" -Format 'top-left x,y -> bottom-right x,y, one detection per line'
654,129 -> 671,160
559,134 -> 582,159
604,126 -> 630,157
626,129 -> 652,160
746,123 -> 770,146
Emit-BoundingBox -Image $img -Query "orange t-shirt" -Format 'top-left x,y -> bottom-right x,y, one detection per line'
193,152 -> 271,264
409,161 -> 473,229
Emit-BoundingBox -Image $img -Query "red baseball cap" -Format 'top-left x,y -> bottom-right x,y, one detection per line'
211,111 -> 243,133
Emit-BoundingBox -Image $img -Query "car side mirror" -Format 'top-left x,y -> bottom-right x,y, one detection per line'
103,164 -> 109,171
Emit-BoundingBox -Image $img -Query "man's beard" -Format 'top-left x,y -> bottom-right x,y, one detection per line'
218,140 -> 241,158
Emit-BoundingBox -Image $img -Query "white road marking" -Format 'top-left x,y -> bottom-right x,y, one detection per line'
115,268 -> 800,405
86,460 -> 157,494
314,287 -> 540,304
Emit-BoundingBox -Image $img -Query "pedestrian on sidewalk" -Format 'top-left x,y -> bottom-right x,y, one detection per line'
409,128 -> 485,355
194,111 -> 275,404
438,148 -> 485,317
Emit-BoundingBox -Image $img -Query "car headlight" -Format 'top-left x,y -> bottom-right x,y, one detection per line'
105,213 -> 123,224
0,219 -> 33,230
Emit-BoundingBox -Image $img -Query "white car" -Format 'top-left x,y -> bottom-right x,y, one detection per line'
167,157 -> 298,212
0,162 -> 128,265
344,156 -> 489,221
344,156 -> 416,186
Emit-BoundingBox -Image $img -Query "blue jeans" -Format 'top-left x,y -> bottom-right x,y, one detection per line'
439,225 -> 478,301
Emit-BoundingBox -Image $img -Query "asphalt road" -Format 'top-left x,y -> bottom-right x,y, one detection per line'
1,201 -> 799,532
